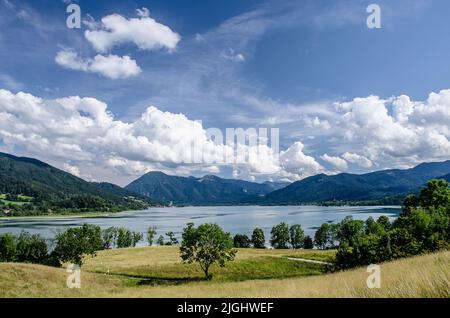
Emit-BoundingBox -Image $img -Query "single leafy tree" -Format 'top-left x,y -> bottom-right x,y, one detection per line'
101,227 -> 118,249
337,216 -> 365,247
303,235 -> 314,249
377,215 -> 391,231
365,217 -> 387,236
180,223 -> 236,280
165,231 -> 179,245
0,233 -> 17,262
270,222 -> 290,249
417,179 -> 450,209
53,224 -> 102,266
289,224 -> 305,249
117,227 -> 133,248
157,235 -> 165,246
314,223 -> 330,249
147,226 -> 157,246
314,223 -> 339,249
251,228 -> 265,248
132,232 -> 143,247
233,234 -> 251,248
16,231 -> 48,263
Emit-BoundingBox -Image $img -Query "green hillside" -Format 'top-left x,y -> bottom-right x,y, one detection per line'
0,152 -> 152,216
262,161 -> 450,205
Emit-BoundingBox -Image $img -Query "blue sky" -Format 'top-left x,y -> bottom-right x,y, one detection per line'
1,0 -> 450,185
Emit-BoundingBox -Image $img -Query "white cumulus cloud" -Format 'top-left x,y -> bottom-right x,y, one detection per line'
55,49 -> 141,79
84,7 -> 181,53
280,142 -> 324,178
332,91 -> 450,167
342,152 -> 373,168
62,163 -> 81,177
320,154 -> 348,171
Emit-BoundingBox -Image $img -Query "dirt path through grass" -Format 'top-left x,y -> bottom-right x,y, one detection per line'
286,257 -> 333,265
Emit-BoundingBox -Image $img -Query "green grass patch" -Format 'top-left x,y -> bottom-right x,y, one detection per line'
17,194 -> 33,200
0,200 -> 29,206
285,250 -> 337,262
0,193 -> 33,206
83,246 -> 337,286
87,256 -> 327,286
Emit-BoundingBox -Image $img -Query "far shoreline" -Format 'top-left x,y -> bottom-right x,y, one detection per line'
0,204 -> 402,220
0,211 -> 116,220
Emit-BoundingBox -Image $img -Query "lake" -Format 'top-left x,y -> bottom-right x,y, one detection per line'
0,205 -> 400,245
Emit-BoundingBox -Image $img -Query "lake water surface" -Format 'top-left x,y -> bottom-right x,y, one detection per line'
0,206 -> 400,245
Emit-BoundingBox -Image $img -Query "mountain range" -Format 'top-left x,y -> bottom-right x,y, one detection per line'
125,172 -> 288,205
125,160 -> 450,205
1,151 -> 449,212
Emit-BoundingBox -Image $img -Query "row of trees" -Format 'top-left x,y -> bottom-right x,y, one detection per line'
0,225 -> 145,266
146,227 -> 179,246
0,221 -> 318,265
311,215 -> 391,251
0,224 -> 196,266
232,224 -> 314,249
0,195 -> 148,216
230,217 -> 394,252
0,222 -> 236,281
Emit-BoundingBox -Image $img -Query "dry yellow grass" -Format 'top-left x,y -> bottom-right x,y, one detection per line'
108,250 -> 450,298
0,249 -> 448,298
0,263 -> 125,297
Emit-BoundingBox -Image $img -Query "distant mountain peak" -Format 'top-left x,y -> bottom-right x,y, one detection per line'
125,171 -> 286,205
144,171 -> 169,177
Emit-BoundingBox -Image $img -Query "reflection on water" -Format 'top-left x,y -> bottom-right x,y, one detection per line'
0,205 -> 400,245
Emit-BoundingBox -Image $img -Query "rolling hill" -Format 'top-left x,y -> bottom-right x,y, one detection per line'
125,171 -> 288,205
0,152 -> 151,215
262,160 -> 450,205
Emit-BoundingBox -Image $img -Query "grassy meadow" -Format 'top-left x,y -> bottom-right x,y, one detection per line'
0,246 -> 448,298
83,247 -> 335,283
0,194 -> 32,206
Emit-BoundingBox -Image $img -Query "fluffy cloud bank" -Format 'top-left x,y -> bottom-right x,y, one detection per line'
84,8 -> 181,53
0,89 -> 322,183
331,92 -> 450,168
0,88 -> 449,184
55,49 -> 141,79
